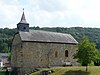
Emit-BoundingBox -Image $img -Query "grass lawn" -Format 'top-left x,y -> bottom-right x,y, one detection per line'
30,66 -> 100,75
0,71 -> 5,75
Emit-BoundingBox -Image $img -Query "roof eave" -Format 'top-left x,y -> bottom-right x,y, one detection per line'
21,40 -> 78,45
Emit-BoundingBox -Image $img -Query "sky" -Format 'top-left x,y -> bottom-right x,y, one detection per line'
0,0 -> 100,28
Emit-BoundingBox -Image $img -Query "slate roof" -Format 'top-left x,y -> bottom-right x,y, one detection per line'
18,11 -> 29,24
19,30 -> 78,44
0,53 -> 10,59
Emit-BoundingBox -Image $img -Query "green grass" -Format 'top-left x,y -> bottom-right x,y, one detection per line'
30,66 -> 100,75
0,71 -> 5,75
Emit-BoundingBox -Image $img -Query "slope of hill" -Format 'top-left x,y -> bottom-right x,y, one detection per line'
30,66 -> 100,75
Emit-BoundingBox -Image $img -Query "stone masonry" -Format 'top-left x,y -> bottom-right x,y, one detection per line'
11,33 -> 77,75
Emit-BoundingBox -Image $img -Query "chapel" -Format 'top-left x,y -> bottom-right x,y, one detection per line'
11,11 -> 78,75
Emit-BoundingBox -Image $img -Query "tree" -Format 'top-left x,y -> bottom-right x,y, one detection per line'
0,43 -> 10,53
74,37 -> 98,71
94,50 -> 100,66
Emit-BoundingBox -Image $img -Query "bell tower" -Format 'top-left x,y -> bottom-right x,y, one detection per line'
17,9 -> 29,32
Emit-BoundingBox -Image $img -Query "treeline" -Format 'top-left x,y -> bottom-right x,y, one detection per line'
0,27 -> 100,53
0,28 -> 16,53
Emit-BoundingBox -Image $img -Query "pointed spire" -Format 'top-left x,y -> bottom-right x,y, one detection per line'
17,8 -> 29,32
19,8 -> 28,24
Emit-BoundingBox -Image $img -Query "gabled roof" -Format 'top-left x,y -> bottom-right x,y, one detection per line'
19,30 -> 78,44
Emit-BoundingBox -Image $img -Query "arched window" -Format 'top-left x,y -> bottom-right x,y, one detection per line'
65,50 -> 68,57
55,51 -> 58,57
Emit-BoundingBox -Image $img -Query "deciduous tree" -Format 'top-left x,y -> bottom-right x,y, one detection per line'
74,37 -> 98,71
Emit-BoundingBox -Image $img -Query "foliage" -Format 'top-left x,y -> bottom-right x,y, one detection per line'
0,28 -> 16,53
1,27 -> 100,52
94,50 -> 100,66
74,37 -> 99,71
74,37 -> 98,66
0,71 -> 5,75
5,69 -> 9,75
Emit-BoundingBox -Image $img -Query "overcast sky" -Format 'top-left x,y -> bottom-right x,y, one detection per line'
0,0 -> 100,28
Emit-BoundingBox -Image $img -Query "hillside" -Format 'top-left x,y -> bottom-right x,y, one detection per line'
0,27 -> 100,52
30,66 -> 100,75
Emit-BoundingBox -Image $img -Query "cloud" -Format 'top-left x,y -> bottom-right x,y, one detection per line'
0,0 -> 100,28
0,0 -> 22,28
36,0 -> 67,12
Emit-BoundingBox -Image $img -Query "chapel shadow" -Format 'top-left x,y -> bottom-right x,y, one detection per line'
63,70 -> 90,75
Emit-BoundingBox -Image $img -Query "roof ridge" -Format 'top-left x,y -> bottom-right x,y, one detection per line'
29,29 -> 70,35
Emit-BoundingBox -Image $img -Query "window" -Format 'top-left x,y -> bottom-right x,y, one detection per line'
65,50 -> 68,57
55,51 -> 58,57
23,27 -> 26,30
